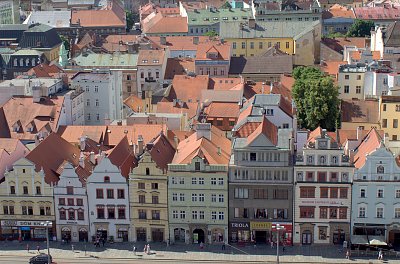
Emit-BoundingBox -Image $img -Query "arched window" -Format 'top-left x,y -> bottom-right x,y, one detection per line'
19,58 -> 24,67
332,156 -> 338,164
104,176 -> 110,183
13,59 -> 17,66
32,58 -> 36,66
146,168 -> 150,175
377,165 -> 384,174
320,156 -> 326,165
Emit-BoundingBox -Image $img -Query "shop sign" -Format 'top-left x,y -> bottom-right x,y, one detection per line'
250,222 -> 272,230
230,222 -> 250,229
271,223 -> 293,233
1,220 -> 52,227
300,200 -> 343,206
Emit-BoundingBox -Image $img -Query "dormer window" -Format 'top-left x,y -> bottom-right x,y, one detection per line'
153,59 -> 159,63
319,156 -> 326,165
332,156 -> 338,164
207,52 -> 218,59
104,176 -> 110,183
377,165 -> 384,174
142,60 -> 148,63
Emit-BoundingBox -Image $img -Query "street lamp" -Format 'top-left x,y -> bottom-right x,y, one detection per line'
40,221 -> 52,264
272,224 -> 285,264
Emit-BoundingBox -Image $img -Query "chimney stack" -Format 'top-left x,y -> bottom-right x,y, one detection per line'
160,36 -> 167,45
356,126 -> 363,141
217,147 -> 221,155
174,135 -> 179,148
90,151 -> 96,164
79,136 -> 86,151
196,123 -> 212,140
79,154 -> 85,168
193,36 -> 199,45
138,135 -> 144,154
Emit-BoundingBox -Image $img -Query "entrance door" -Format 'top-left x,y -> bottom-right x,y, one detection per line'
302,231 -> 312,245
136,228 -> 146,241
193,229 -> 205,243
97,230 -> 107,240
21,229 -> 31,240
333,230 -> 345,245
255,231 -> 268,244
174,228 -> 185,242
152,229 -> 164,242
79,228 -> 88,242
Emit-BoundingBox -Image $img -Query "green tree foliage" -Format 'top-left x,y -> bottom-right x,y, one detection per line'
346,19 -> 374,37
221,1 -> 232,8
126,11 -> 139,32
60,35 -> 70,51
292,67 -> 340,131
204,30 -> 218,37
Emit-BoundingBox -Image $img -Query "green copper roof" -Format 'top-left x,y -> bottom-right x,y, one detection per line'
187,8 -> 253,26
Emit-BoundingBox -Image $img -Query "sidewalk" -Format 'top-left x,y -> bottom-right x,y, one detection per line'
0,241 -> 396,263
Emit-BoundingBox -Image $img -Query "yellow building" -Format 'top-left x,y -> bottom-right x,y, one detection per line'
129,133 -> 175,242
380,96 -> 400,141
0,158 -> 55,241
227,38 -> 294,57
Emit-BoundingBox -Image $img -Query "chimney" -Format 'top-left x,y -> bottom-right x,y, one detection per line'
196,123 -> 211,140
138,135 -> 144,154
217,147 -> 221,156
79,155 -> 85,168
356,126 -> 363,141
193,36 -> 199,45
160,36 -> 167,45
79,136 -> 86,151
248,18 -> 256,29
173,135 -> 179,148
35,134 -> 40,147
321,129 -> 327,138
90,151 -> 96,164
270,82 -> 273,93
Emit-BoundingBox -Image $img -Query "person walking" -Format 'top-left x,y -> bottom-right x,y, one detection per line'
270,240 -> 274,249
200,242 -> 204,249
222,243 -> 226,250
102,237 -> 105,247
147,244 -> 151,255
144,244 -> 147,253
378,249 -> 383,260
346,249 -> 350,259
133,245 -> 137,255
36,245 -> 40,254
26,244 -> 29,253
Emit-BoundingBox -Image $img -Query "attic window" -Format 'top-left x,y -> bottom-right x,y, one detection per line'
104,176 -> 110,183
222,17 -> 228,20
142,60 -> 148,63
213,17 -> 219,20
153,59 -> 159,63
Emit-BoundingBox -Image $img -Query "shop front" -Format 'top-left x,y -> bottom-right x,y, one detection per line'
59,225 -> 89,242
229,222 -> 250,244
250,221 -> 272,244
271,222 -> 293,245
330,223 -> 350,245
0,220 -> 54,241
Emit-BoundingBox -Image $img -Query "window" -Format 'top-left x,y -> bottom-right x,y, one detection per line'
151,183 -> 158,189
218,178 -> 224,185
234,188 -> 249,199
59,198 -> 65,205
139,195 -> 145,203
344,85 -> 349,93
27,206 -> 33,215
250,42 -> 254,49
152,210 -> 160,220
394,119 -> 398,128
127,86 -> 132,93
396,105 -> 400,112
179,178 -> 184,184
319,227 -> 327,240
218,194 -> 224,202
192,211 -> 198,219
97,208 -> 105,219
172,193 -> 177,201
152,196 -> 159,204
211,194 -> 217,202
339,208 -> 347,219
320,187 -> 329,198
36,186 -> 41,195
96,189 -> 103,199
10,186 -> 15,194
211,178 -> 217,185
198,178 -> 204,184
156,72 -> 160,78
378,189 -> 384,198
259,42 -> 263,49
199,194 -> 205,202
138,209 -> 146,219
192,178 -> 197,184
345,75 -> 349,80
66,186 -> 74,194
67,198 -> 74,206
396,190 -> 400,198
330,188 -> 338,198
286,42 -> 289,49
329,208 -> 337,219
250,152 -> 256,161
340,188 -> 348,198
330,173 -> 338,182
192,194 -> 198,202
300,187 -> 315,198
95,99 -> 99,107
60,210 -> 66,220
195,162 -> 201,171
218,212 -> 224,220
382,119 -> 387,128
118,208 -> 125,219
179,193 -> 185,201
173,210 -> 178,219
78,210 -> 84,220
180,211 -> 186,219
377,207 -> 384,218
299,207 -> 314,218
232,42 -> 236,49
395,208 -> 400,218
211,211 -> 217,220
86,99 -> 90,106
360,189 -> 366,198
241,42 -> 246,49
254,189 -> 268,199
273,189 -> 288,199
383,104 -> 387,111
94,86 -> 98,93
107,189 -> 114,199
23,186 -> 28,195
320,207 -> 328,219
359,207 -> 366,218
138,182 -> 145,189
356,86 -> 361,94
77,199 -> 83,206
117,189 -> 125,199
318,172 -> 327,182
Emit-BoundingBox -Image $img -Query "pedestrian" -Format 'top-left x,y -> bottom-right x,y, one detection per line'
133,245 -> 137,255
282,245 -> 285,253
200,242 -> 204,249
378,249 -> 383,260
222,243 -> 226,250
270,240 -> 274,249
254,241 -> 257,249
26,244 -> 29,253
144,244 -> 147,253
346,249 -> 350,260
36,245 -> 40,254
102,238 -> 105,247
71,244 -> 74,252
147,244 -> 151,255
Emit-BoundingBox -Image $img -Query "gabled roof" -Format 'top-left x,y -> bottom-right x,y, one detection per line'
123,95 -> 145,113
247,116 -> 278,146
147,36 -> 211,51
22,63 -> 63,78
138,49 -> 166,66
321,37 -> 366,54
164,58 -> 195,80
71,8 -> 125,27
156,101 -> 198,119
57,125 -> 106,145
142,12 -> 188,34
322,4 -> 356,19
0,138 -> 25,154
107,136 -> 137,178
172,126 -> 231,165
341,99 -> 380,124
196,42 -> 231,60
204,102 -> 240,118
353,128 -> 383,169
354,6 -> 400,20
383,21 -> 400,47
147,132 -> 176,171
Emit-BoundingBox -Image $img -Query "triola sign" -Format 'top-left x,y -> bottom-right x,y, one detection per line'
230,222 -> 250,229
1,220 -> 52,227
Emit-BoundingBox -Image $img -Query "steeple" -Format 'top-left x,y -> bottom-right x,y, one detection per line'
58,42 -> 68,68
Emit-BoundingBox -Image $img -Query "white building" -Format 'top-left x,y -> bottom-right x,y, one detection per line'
61,89 -> 85,125
54,162 -> 90,242
71,71 -> 123,125
137,49 -> 168,96
86,137 -> 136,242
294,127 -> 353,245
351,128 -> 400,246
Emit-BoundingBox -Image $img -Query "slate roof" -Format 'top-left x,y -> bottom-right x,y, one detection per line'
383,21 -> 400,47
72,52 -> 139,67
24,11 -> 71,28
19,24 -> 62,49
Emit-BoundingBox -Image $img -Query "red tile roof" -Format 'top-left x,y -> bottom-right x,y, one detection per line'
247,116 -> 278,146
156,101 -> 198,118
322,4 -> 356,19
138,49 -> 166,66
235,122 -> 261,138
21,63 -> 63,78
107,136 -> 137,178
195,42 -> 231,61
147,132 -> 176,171
341,99 -> 380,124
320,61 -> 347,79
353,128 -> 383,168
57,125 -> 107,145
142,12 -> 188,34
164,58 -> 195,79
71,8 -> 125,27
123,95 -> 145,113
147,36 -> 211,51
204,102 -> 240,118
321,37 -> 366,54
354,5 -> 400,20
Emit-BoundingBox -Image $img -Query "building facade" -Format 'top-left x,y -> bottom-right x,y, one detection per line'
337,64 -> 366,100
294,128 -> 353,245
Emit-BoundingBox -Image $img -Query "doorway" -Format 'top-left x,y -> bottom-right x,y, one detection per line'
136,228 -> 146,241
97,229 -> 107,240
79,228 -> 88,242
21,228 -> 31,240
193,229 -> 205,244
174,228 -> 185,242
302,230 -> 312,245
152,228 -> 164,242
333,229 -> 345,245
255,231 -> 268,243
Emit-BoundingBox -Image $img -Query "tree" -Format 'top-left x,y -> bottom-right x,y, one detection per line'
346,19 -> 374,37
221,1 -> 232,8
204,30 -> 218,37
292,66 -> 340,131
126,10 -> 139,32
60,35 -> 70,51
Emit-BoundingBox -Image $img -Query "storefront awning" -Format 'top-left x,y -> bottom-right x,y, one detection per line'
351,235 -> 368,245
369,236 -> 387,246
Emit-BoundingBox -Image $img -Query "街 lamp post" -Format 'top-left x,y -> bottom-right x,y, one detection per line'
272,224 -> 285,264
40,221 -> 52,264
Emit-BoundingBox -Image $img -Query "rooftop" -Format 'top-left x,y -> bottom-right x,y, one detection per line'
147,36 -> 211,51
195,42 -> 231,60
137,49 -> 166,66
322,4 -> 356,19
72,53 -> 138,67
186,7 -> 253,26
142,12 -> 188,34
354,5 -> 400,20
321,37 -> 366,54
24,11 -> 71,28
71,8 -> 125,27
204,101 -> 240,118
164,58 -> 195,79
341,99 -> 380,124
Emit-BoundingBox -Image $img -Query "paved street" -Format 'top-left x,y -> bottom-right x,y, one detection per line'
1,240 -> 400,263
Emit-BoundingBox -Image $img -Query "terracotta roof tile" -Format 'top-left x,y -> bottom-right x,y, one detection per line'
341,99 -> 380,124
322,4 -> 356,19
147,132 -> 176,171
1,96 -> 64,141
156,101 -> 198,118
123,95 -> 145,113
22,63 -> 63,78
247,116 -> 278,146
147,36 -> 211,51
204,102 -> 240,118
196,42 -> 231,60
142,13 -> 188,34
320,61 -> 347,78
0,138 -> 23,154
57,125 -> 107,145
353,128 -> 383,168
71,9 -> 125,27
235,122 -> 261,138
164,58 -> 195,79
354,6 -> 400,20
138,49 -> 166,66
107,136 -> 137,178
321,37 -> 366,54
103,124 -> 167,147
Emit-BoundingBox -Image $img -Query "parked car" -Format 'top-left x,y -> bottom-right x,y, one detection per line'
29,253 -> 52,264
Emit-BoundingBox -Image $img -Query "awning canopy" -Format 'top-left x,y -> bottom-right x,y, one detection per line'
369,236 -> 387,246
